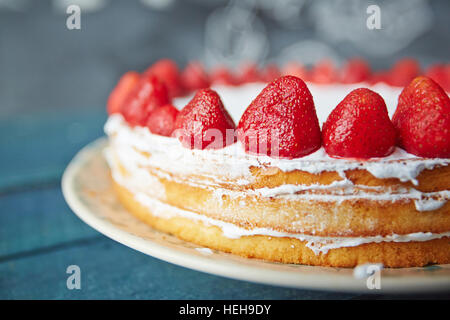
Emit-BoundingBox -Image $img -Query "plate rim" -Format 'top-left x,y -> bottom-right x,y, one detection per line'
62,138 -> 450,294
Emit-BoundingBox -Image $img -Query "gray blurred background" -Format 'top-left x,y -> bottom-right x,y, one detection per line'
0,0 -> 449,119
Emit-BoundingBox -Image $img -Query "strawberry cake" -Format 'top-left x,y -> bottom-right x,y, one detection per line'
104,59 -> 450,267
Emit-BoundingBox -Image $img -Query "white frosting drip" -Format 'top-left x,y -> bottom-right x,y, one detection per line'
414,198 -> 447,212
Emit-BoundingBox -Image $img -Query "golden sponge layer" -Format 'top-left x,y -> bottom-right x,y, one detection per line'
113,179 -> 450,267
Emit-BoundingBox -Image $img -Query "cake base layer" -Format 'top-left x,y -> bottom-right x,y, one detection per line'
113,179 -> 450,268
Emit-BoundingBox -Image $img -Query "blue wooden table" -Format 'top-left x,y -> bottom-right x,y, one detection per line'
0,108 -> 448,300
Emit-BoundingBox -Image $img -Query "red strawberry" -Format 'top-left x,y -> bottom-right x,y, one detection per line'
323,88 -> 396,159
121,74 -> 170,126
236,62 -> 262,84
425,64 -> 450,92
146,104 -> 179,137
237,75 -> 321,158
310,60 -> 337,84
368,71 -> 390,85
180,61 -> 210,92
340,58 -> 371,84
173,88 -> 236,149
144,59 -> 184,97
107,71 -> 140,115
392,76 -> 450,158
261,64 -> 281,83
281,62 -> 309,81
388,58 -> 420,87
210,66 -> 237,86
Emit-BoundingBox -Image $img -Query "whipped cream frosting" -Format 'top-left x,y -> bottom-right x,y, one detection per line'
105,81 -> 449,211
106,134 -> 449,214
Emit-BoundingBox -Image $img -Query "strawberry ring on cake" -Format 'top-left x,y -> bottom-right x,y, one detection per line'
104,59 -> 450,267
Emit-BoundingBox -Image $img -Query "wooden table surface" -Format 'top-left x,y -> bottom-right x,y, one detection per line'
0,108 -> 448,299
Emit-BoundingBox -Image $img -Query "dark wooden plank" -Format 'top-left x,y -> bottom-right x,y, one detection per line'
1,186 -> 448,299
0,237 -> 359,299
0,186 -> 98,257
0,184 -> 357,299
0,184 -> 358,299
0,109 -> 106,191
3,234 -> 448,299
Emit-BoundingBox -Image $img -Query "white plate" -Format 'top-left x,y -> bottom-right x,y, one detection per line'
62,138 -> 450,294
